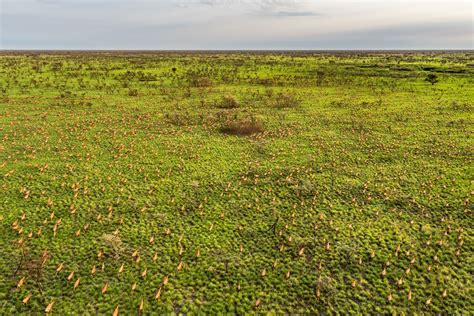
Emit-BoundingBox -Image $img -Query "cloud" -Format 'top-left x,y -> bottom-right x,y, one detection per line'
1,0 -> 472,49
273,10 -> 320,17
175,0 -> 320,17
240,20 -> 472,50
255,0 -> 321,18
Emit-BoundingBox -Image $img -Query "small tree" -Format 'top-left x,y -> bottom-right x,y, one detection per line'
425,73 -> 439,85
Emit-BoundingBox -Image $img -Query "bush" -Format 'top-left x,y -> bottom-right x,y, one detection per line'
164,112 -> 195,126
217,95 -> 239,109
127,88 -> 139,96
189,76 -> 212,88
274,93 -> 299,108
255,78 -> 275,86
425,73 -> 439,85
220,119 -> 264,136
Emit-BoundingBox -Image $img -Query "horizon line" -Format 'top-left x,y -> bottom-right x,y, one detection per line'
1,49 -> 473,53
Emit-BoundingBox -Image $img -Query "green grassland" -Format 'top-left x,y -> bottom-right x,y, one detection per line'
0,51 -> 472,314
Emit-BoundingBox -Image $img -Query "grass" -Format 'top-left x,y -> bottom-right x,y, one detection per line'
0,51 -> 472,314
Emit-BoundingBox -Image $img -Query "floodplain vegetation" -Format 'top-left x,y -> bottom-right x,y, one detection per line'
0,51 -> 472,314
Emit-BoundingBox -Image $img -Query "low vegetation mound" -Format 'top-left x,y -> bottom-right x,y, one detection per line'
189,76 -> 213,87
274,93 -> 300,108
217,95 -> 240,109
220,118 -> 264,136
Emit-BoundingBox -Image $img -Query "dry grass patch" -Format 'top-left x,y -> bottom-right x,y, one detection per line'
217,95 -> 240,109
220,119 -> 264,136
274,93 -> 299,108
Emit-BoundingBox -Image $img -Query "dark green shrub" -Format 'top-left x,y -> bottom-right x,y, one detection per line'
425,73 -> 439,85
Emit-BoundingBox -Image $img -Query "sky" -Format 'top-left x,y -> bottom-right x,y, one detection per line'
1,0 -> 472,50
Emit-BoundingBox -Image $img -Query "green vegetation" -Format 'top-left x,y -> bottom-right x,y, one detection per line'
0,51 -> 472,314
425,73 -> 440,86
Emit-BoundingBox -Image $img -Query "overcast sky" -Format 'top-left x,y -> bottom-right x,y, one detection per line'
1,0 -> 472,49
